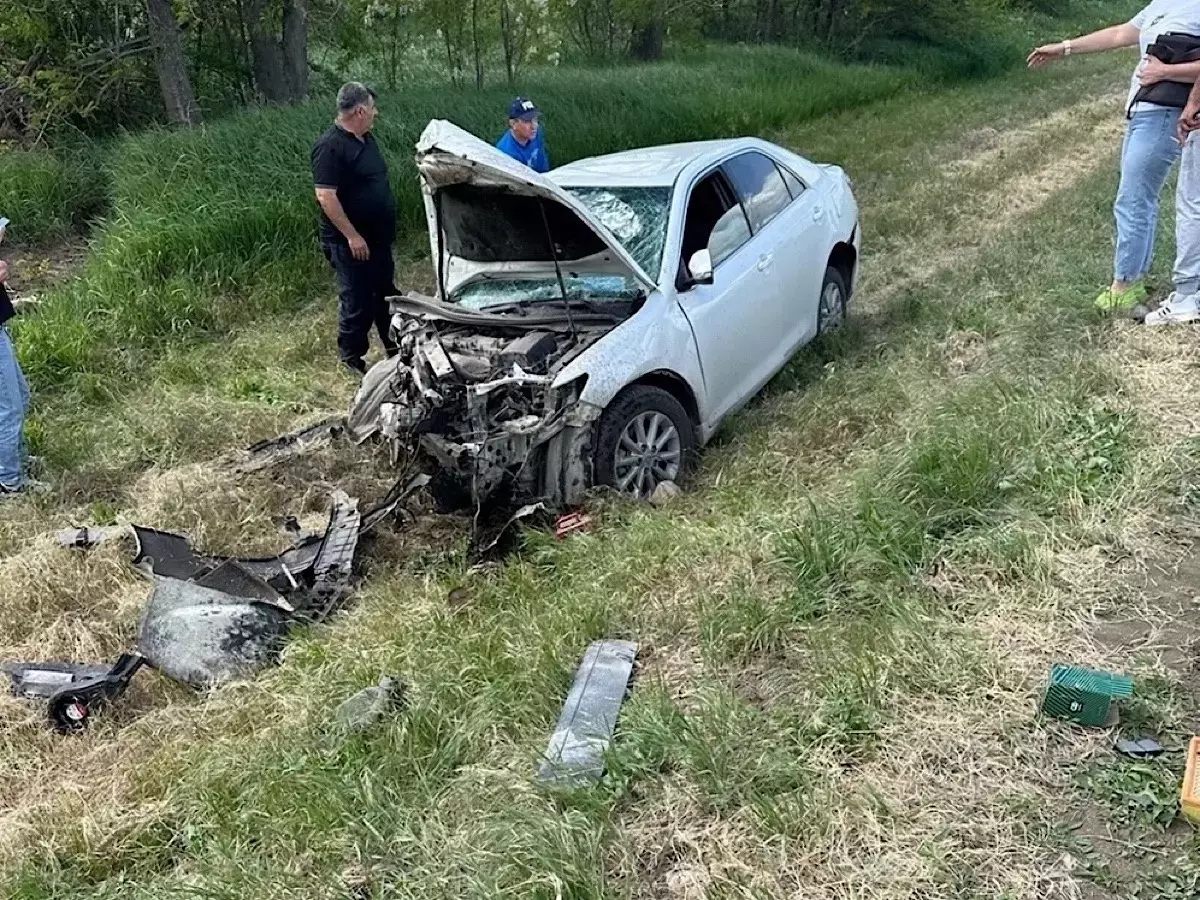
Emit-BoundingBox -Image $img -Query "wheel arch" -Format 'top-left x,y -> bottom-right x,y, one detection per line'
828,239 -> 858,295
628,369 -> 701,431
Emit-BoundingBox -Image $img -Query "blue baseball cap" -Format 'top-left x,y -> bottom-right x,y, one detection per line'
507,97 -> 540,121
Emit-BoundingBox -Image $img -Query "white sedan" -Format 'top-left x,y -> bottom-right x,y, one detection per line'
349,121 -> 860,504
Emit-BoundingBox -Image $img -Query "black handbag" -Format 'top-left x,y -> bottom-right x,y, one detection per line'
1130,32 -> 1200,113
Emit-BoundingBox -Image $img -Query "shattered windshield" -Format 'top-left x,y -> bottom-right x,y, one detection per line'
456,275 -> 645,310
565,186 -> 671,278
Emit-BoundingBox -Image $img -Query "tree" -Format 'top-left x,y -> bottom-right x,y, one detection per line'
146,0 -> 201,124
244,0 -> 309,104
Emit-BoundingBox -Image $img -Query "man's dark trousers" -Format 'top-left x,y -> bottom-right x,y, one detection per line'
322,241 -> 398,370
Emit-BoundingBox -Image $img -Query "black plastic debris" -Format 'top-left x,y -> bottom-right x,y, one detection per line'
46,654 -> 147,733
6,655 -> 147,732
5,660 -> 114,700
360,473 -> 430,533
9,480 -> 429,733
1116,737 -> 1165,759
472,502 -> 546,558
537,639 -> 638,788
130,525 -> 324,596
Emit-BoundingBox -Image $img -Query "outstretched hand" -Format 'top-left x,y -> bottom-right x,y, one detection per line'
1027,43 -> 1065,68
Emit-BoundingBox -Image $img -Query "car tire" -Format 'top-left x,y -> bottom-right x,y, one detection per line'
817,265 -> 849,334
594,385 -> 696,500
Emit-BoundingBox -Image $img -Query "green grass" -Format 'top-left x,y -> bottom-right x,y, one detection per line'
4,8 -> 1200,896
8,43 -> 1200,898
0,144 -> 107,245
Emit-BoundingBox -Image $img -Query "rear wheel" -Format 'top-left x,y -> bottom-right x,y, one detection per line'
817,265 -> 848,334
594,386 -> 696,500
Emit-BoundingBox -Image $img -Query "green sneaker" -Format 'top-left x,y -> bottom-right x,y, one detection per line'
1095,284 -> 1147,310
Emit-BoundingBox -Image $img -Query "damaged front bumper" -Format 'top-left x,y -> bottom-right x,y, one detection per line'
348,295 -> 608,509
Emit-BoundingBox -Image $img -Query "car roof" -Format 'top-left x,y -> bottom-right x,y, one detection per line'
548,138 -> 770,188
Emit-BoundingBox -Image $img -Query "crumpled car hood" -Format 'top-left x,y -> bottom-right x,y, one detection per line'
416,120 -> 657,299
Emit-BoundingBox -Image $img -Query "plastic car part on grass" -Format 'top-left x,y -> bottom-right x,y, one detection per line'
8,476 -> 429,732
538,639 -> 638,788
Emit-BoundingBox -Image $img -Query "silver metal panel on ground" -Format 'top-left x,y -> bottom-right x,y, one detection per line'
537,639 -> 638,788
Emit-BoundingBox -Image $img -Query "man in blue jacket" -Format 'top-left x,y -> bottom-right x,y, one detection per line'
496,98 -> 549,173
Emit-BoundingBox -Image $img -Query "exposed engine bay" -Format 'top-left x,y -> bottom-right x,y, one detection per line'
348,294 -> 634,508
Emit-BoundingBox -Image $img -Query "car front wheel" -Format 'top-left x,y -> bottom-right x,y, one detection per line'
594,385 -> 696,500
817,265 -> 848,334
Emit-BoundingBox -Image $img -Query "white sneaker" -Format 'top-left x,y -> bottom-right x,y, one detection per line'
1144,292 -> 1200,326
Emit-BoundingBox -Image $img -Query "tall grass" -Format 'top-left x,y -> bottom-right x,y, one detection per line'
0,145 -> 107,245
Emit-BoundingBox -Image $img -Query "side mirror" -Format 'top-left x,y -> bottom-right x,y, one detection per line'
687,249 -> 714,287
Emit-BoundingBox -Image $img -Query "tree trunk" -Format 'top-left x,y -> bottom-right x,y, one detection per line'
499,0 -> 515,83
282,0 -> 309,102
629,20 -> 664,61
470,0 -> 483,88
389,3 -> 402,87
245,0 -> 305,104
146,0 -> 201,125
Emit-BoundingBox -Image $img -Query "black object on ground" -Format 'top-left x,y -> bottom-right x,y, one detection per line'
45,654 -> 147,734
1115,737 -> 1165,759
9,473 -> 429,732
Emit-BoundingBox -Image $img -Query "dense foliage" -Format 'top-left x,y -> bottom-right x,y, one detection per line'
0,0 -> 1136,138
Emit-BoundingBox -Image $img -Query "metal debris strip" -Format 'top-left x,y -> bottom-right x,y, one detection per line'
233,415 -> 345,474
537,639 -> 638,788
303,491 -> 362,623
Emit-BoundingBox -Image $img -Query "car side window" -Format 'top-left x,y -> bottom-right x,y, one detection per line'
722,151 -> 792,233
780,165 -> 806,201
680,169 -> 751,272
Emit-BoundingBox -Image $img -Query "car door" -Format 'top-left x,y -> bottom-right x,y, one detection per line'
723,151 -> 829,358
674,164 -> 783,427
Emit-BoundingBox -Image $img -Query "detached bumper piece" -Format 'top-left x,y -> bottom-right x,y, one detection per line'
7,478 -> 426,733
537,639 -> 638,788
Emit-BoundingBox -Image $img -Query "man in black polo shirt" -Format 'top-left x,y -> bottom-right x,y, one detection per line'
312,82 -> 399,376
0,220 -> 31,496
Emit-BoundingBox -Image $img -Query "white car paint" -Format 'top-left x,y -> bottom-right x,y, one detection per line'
415,120 -> 860,449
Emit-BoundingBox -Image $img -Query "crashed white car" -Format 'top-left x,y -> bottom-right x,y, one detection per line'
349,120 -> 860,506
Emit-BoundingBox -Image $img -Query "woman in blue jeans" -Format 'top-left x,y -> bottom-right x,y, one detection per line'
1030,1 -> 1200,310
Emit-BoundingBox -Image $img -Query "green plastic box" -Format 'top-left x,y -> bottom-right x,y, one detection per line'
1040,664 -> 1133,727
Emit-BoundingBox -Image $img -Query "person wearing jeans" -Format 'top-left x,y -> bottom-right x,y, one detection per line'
0,253 -> 30,495
1029,1 -> 1200,310
1145,79 -> 1200,323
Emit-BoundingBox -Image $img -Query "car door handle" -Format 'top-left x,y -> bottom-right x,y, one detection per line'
757,253 -> 773,272
812,205 -> 825,223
